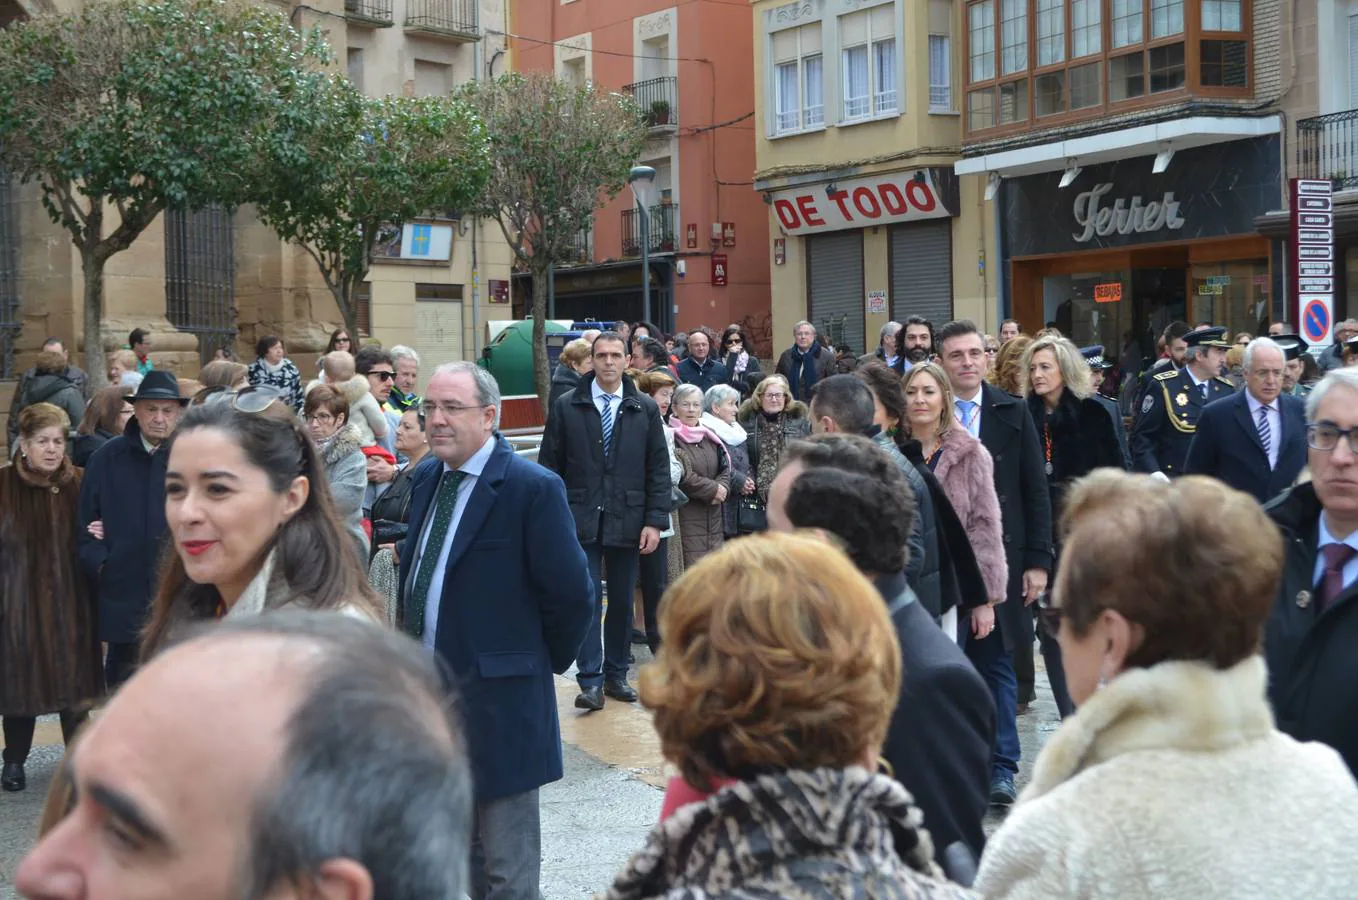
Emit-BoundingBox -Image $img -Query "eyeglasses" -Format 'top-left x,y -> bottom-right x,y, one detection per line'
986,346 -> 1000,355
199,385 -> 287,413
369,370 -> 395,381
763,392 -> 787,401
1307,423 -> 1358,453
418,401 -> 489,418
306,413 -> 336,425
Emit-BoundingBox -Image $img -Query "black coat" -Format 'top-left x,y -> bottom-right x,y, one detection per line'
977,383 -> 1055,652
72,428 -> 117,468
675,356 -> 729,392
876,574 -> 995,867
1130,367 -> 1235,476
546,364 -> 581,416
538,373 -> 671,548
722,353 -> 763,395
76,417 -> 172,644
1090,392 -> 1131,470
1264,484 -> 1358,776
775,344 -> 835,402
1184,390 -> 1307,504
1026,392 -> 1126,523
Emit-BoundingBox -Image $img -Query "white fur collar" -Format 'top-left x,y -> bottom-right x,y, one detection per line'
1024,656 -> 1275,802
228,549 -> 284,618
701,411 -> 748,446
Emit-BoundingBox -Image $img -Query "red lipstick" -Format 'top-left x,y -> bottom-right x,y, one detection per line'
181,540 -> 216,557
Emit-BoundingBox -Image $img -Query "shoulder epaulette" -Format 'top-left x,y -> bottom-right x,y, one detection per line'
1214,376 -> 1235,386
1154,369 -> 1178,381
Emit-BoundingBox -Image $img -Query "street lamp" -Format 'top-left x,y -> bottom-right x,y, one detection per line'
628,165 -> 659,326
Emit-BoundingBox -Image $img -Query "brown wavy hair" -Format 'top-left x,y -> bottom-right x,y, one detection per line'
988,334 -> 1032,396
78,385 -> 134,436
641,531 -> 901,790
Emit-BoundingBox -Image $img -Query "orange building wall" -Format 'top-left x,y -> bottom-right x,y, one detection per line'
509,0 -> 771,340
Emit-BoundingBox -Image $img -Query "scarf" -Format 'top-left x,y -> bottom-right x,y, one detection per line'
673,419 -> 732,468
258,356 -> 287,376
728,350 -> 751,378
789,344 -> 821,399
700,412 -> 748,447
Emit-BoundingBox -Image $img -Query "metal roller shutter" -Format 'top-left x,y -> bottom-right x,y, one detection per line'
807,231 -> 865,355
889,221 -> 953,327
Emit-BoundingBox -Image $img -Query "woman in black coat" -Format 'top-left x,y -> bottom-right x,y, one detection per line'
71,386 -> 134,468
719,326 -> 762,397
1022,334 -> 1126,718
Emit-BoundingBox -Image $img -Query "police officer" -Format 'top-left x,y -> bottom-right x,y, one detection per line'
1082,345 -> 1131,469
1130,321 -> 1192,426
1130,325 -> 1233,477
1274,333 -> 1313,398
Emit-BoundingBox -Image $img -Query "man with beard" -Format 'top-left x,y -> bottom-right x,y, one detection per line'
1131,321 -> 1191,426
903,316 -> 934,365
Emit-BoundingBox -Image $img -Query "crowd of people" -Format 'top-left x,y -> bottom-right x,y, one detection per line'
1,310 -> 1357,900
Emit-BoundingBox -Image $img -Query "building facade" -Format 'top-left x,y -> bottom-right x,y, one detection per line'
751,0 -> 998,358
509,0 -> 772,340
954,0 -> 1294,358
0,0 -> 513,447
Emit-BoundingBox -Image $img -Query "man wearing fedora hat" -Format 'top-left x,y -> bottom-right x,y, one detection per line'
78,370 -> 188,688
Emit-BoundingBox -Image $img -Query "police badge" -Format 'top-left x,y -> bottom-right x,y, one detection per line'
1175,392 -> 1189,407
1142,395 -> 1153,414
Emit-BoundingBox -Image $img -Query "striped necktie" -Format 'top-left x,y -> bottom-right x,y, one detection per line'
1257,404 -> 1272,464
600,394 -> 615,456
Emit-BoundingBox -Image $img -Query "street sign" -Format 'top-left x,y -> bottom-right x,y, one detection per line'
1291,178 -> 1335,348
1302,298 -> 1331,344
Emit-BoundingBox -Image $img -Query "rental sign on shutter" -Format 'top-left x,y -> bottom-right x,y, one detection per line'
771,170 -> 953,236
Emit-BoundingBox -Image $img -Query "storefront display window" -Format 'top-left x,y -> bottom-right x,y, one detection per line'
1189,259 -> 1269,338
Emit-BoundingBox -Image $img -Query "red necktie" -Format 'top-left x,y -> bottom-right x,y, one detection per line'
1319,543 -> 1357,612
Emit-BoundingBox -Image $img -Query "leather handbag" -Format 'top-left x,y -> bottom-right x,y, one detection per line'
736,494 -> 767,534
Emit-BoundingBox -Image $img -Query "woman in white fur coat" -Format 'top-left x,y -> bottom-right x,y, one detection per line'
976,470 -> 1358,900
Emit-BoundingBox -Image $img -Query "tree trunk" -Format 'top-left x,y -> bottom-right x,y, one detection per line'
331,280 -> 360,342
81,249 -> 107,390
531,262 -> 552,419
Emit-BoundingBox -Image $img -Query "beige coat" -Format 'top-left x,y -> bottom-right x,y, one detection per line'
975,656 -> 1358,899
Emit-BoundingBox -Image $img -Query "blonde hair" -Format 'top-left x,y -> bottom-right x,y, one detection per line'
901,363 -> 955,434
989,335 -> 1032,395
108,349 -> 137,372
322,350 -> 357,383
1225,346 -> 1245,371
753,374 -> 793,405
559,339 -> 593,369
641,531 -> 901,790
1020,335 -> 1093,400
18,401 -> 72,438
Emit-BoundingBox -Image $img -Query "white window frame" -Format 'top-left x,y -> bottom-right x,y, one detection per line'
839,5 -> 899,123
929,34 -> 953,111
769,24 -> 825,137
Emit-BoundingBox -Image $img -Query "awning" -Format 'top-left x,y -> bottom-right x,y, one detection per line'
955,115 -> 1281,178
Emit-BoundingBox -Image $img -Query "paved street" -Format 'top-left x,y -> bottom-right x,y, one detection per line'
0,644 -> 1060,899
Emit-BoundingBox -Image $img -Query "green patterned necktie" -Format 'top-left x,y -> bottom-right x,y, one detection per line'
406,469 -> 466,639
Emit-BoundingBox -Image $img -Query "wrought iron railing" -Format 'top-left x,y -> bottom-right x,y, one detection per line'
569,226 -> 592,265
165,205 -> 238,364
0,167 -> 19,379
623,76 -> 678,130
404,0 -> 479,40
344,0 -> 393,26
1297,108 -> 1358,190
621,203 -> 678,257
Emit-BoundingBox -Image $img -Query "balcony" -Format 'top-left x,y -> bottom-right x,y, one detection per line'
1298,109 -> 1358,191
569,227 -> 593,265
623,76 -> 678,132
343,0 -> 392,27
404,0 -> 478,42
621,203 -> 678,257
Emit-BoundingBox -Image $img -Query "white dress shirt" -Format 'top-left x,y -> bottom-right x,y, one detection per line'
1314,513 -> 1358,595
954,386 -> 984,439
1245,390 -> 1280,471
591,378 -> 623,419
413,434 -> 497,648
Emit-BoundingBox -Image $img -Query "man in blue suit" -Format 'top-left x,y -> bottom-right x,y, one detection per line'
399,361 -> 593,900
1185,337 -> 1307,504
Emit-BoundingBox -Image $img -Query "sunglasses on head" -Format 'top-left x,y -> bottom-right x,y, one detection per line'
197,384 -> 288,413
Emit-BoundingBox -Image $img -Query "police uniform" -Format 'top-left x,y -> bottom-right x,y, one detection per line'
1274,333 -> 1313,399
1081,345 -> 1131,470
1129,327 -> 1234,476
1130,356 -> 1178,427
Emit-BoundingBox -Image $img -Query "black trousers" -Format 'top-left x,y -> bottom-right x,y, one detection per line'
1014,630 -> 1036,704
1037,614 -> 1075,718
3,709 -> 85,765
638,537 -> 668,653
105,641 -> 139,692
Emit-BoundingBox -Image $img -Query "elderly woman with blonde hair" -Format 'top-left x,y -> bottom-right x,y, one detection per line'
604,531 -> 976,900
975,472 -> 1358,898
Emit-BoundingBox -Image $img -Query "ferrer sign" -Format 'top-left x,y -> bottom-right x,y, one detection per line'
1072,183 -> 1185,243
770,170 -> 953,235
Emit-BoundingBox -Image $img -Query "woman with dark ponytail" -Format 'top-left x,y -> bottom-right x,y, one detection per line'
141,390 -> 383,659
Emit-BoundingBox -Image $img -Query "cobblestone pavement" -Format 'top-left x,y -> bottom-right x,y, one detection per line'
0,644 -> 1060,899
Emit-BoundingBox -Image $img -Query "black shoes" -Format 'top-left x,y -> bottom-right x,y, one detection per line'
989,772 -> 1017,807
604,679 -> 638,702
1,762 -> 25,792
574,686 -> 605,712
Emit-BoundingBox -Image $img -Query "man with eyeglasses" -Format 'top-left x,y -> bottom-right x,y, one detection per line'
1265,367 -> 1358,777
1183,337 -> 1307,504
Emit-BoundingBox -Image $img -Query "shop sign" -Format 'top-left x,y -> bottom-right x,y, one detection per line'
866,290 -> 888,314
1072,183 -> 1186,243
1094,282 -> 1122,303
488,279 -> 510,304
769,169 -> 955,236
711,254 -> 728,286
1291,178 -> 1335,348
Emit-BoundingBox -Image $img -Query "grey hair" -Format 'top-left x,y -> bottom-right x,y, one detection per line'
879,321 -> 902,341
1242,337 -> 1284,372
433,361 -> 502,429
1307,367 -> 1358,421
673,384 -> 704,408
1184,345 -> 1203,363
702,383 -> 741,413
793,320 -> 817,335
190,612 -> 472,900
389,345 -> 421,368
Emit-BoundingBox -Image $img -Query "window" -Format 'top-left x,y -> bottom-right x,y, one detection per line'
347,48 -> 365,93
1071,0 -> 1101,56
1000,0 -> 1027,74
999,79 -> 1028,122
840,5 -> 897,120
413,59 -> 451,98
1201,0 -> 1241,30
1109,51 -> 1146,99
1036,70 -> 1065,115
1151,0 -> 1184,37
1037,0 -> 1065,66
1200,39 -> 1247,86
970,1 -> 995,82
1070,60 -> 1101,107
929,35 -> 953,109
1112,0 -> 1142,47
968,87 -> 995,129
771,24 -> 824,134
165,206 -> 237,365
1149,41 -> 1186,91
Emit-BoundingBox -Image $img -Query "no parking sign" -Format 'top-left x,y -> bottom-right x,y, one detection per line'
1291,179 -> 1335,349
1302,297 -> 1331,345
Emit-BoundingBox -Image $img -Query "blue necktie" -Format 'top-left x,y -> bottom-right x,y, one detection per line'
407,469 -> 465,639
600,395 -> 615,455
956,399 -> 978,435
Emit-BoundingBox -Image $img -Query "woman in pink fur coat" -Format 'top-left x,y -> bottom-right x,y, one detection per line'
902,363 -> 1008,642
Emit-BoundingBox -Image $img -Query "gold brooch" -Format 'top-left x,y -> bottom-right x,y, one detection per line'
1175,392 -> 1189,407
